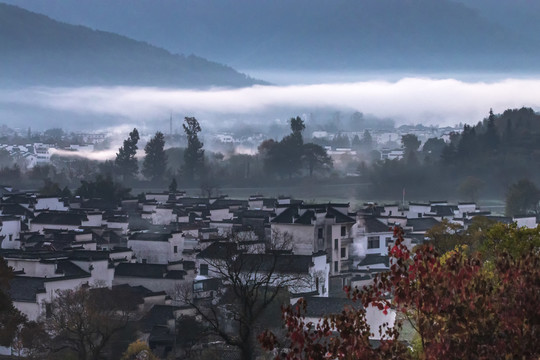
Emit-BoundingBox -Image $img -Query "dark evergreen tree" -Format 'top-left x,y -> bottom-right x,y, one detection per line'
182,117 -> 204,182
302,143 -> 333,177
115,128 -> 140,181
422,137 -> 446,163
505,179 -> 540,216
360,129 -> 373,150
401,134 -> 421,164
456,125 -> 478,160
0,257 -> 26,347
484,108 -> 500,151
290,116 -> 306,141
142,131 -> 167,182
351,134 -> 361,150
169,178 -> 178,193
76,175 -> 131,204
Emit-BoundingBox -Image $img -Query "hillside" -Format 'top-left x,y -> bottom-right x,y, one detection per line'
3,0 -> 539,73
0,3 -> 264,88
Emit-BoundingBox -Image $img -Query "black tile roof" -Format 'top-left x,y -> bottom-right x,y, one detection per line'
8,277 -> 46,302
114,263 -> 170,278
0,203 -> 34,218
429,205 -> 457,217
196,242 -> 238,260
271,207 -> 298,224
141,304 -> 181,333
164,270 -> 186,279
237,254 -> 312,274
129,232 -> 172,242
361,216 -> 392,233
293,210 -> 316,225
325,207 -> 355,224
32,212 -> 88,226
406,217 -> 440,232
55,260 -> 90,277
295,296 -> 361,318
112,284 -> 166,299
357,254 -> 390,268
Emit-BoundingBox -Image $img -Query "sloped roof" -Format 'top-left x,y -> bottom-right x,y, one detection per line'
8,277 -> 46,302
406,217 -> 440,232
113,284 -> 166,299
32,212 -> 87,225
129,232 -> 171,242
0,203 -> 34,218
357,254 -> 390,268
237,253 -> 312,274
294,210 -> 316,225
362,216 -> 392,233
114,263 -> 169,278
197,242 -> 238,260
429,205 -> 457,217
296,296 -> 361,317
271,206 -> 298,224
55,260 -> 90,277
325,207 -> 355,224
141,304 -> 181,333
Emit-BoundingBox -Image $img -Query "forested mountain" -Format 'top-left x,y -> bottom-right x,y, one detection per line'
0,3 -> 263,88
3,0 -> 539,73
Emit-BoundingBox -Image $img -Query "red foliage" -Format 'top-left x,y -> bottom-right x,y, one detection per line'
259,226 -> 540,359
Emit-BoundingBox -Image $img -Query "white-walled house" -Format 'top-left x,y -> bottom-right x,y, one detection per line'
0,216 -> 22,249
9,275 -> 92,321
270,204 -> 356,276
513,215 -> 537,229
128,231 -> 184,264
350,216 -> 394,258
30,212 -> 90,233
34,196 -> 68,212
152,205 -> 177,225
291,296 -> 396,341
3,250 -> 114,287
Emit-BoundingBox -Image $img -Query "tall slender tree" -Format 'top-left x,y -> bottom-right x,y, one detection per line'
142,131 -> 167,182
183,117 -> 205,182
115,128 -> 139,181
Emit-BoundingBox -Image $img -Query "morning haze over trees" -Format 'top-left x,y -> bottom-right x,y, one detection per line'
1,0 -> 540,359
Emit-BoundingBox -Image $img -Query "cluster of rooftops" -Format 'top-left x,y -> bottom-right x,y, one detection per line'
0,186 -> 533,355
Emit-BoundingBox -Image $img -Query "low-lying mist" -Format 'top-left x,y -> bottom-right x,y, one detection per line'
1,77 -> 539,135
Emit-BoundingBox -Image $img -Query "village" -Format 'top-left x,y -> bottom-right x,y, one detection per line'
0,182 -> 533,358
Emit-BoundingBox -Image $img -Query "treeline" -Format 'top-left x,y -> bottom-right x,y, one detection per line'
6,116 -> 336,198
365,107 -> 540,202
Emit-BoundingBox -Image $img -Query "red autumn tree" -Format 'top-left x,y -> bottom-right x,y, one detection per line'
259,227 -> 540,359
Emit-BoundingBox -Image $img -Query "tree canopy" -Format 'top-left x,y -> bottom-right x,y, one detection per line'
505,178 -> 540,216
0,257 -> 26,347
142,131 -> 167,182
115,128 -> 140,181
260,226 -> 540,359
183,117 -> 205,182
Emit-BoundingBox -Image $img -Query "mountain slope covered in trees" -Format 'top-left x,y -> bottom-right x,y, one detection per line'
3,0 -> 539,73
0,3 -> 263,88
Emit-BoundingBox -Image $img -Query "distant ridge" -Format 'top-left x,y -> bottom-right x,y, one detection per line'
5,0 -> 536,73
0,3 -> 265,88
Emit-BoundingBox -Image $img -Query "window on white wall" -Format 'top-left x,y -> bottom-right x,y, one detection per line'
200,264 -> 209,276
367,236 -> 380,249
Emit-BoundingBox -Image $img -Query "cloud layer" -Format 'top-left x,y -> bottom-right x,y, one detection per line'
2,77 -> 540,129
